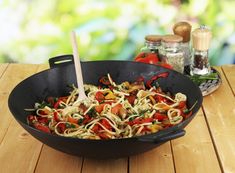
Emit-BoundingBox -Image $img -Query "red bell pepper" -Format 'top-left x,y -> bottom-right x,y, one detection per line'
146,72 -> 169,88
134,52 -> 159,65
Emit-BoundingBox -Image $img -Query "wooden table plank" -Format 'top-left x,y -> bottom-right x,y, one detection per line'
222,65 -> 235,95
0,64 -> 39,94
35,145 -> 83,173
172,109 -> 221,173
0,64 -> 39,142
0,120 -> 42,173
0,93 -> 14,143
0,63 -> 8,78
0,64 -> 42,173
203,67 -> 235,173
129,143 -> 175,173
33,64 -> 84,172
82,158 -> 128,173
36,63 -> 49,72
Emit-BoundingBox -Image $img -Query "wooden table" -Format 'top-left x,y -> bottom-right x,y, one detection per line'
0,64 -> 234,173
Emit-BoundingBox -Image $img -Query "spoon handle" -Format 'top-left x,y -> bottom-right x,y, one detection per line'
71,31 -> 87,100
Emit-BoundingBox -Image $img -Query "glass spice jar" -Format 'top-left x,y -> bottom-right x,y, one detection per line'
159,35 -> 184,73
140,35 -> 162,56
191,26 -> 212,75
173,21 -> 192,73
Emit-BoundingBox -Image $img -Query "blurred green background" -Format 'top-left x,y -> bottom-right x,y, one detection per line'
0,0 -> 235,65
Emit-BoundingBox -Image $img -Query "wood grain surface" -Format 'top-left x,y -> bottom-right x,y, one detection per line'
0,64 -> 234,173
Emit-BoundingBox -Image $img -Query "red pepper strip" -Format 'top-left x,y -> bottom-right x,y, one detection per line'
99,76 -> 111,85
154,95 -> 167,103
178,101 -> 186,109
83,114 -> 91,124
98,132 -> 109,139
100,119 -> 112,130
34,123 -> 51,133
146,72 -> 169,88
37,117 -> 49,124
142,118 -> 154,123
38,110 -> 47,115
141,126 -> 150,133
53,99 -> 61,109
53,112 -> 60,122
57,123 -> 66,133
92,124 -> 100,133
153,113 -> 167,121
95,91 -> 105,103
126,95 -> 136,105
128,117 -> 154,126
27,115 -> 37,123
47,97 -> 55,105
79,104 -> 87,113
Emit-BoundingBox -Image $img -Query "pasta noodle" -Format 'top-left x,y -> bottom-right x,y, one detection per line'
26,73 -> 192,140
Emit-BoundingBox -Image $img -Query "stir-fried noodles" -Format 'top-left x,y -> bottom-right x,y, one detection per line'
27,72 -> 192,139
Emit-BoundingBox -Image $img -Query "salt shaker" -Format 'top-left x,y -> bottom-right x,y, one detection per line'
173,21 -> 192,73
191,26 -> 212,75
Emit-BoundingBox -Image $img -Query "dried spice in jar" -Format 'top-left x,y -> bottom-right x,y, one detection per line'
159,35 -> 184,73
191,26 -> 212,75
173,21 -> 192,73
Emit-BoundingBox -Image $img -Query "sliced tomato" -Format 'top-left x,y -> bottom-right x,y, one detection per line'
57,123 -> 66,133
153,113 -> 167,121
178,101 -> 186,109
98,132 -> 109,139
83,114 -> 92,124
111,104 -> 122,115
95,104 -> 106,113
126,95 -> 136,105
37,117 -> 49,124
99,76 -> 110,85
92,124 -> 100,133
142,118 -> 154,123
95,91 -> 105,102
68,116 -> 78,124
100,119 -> 112,130
34,123 -> 51,133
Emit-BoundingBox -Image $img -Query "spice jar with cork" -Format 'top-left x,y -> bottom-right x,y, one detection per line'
159,34 -> 184,73
173,21 -> 192,73
191,25 -> 212,75
134,35 -> 162,65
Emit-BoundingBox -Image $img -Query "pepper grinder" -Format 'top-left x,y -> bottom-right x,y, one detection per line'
173,21 -> 192,73
191,25 -> 212,75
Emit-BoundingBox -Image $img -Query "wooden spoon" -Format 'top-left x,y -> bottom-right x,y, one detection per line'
70,31 -> 88,102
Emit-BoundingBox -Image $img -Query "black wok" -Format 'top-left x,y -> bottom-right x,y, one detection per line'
8,55 -> 203,159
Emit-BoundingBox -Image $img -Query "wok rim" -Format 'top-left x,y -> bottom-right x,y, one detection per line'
8,60 -> 203,142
